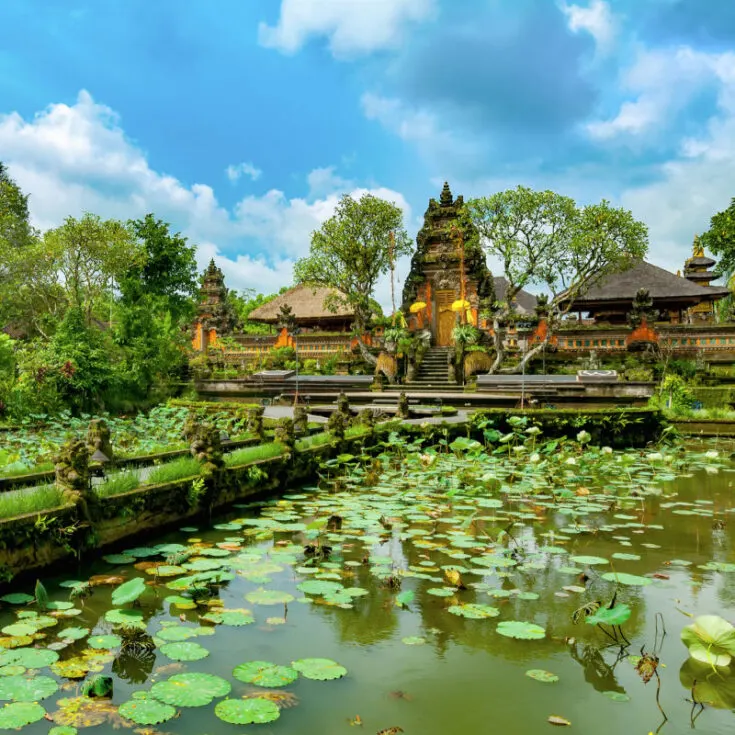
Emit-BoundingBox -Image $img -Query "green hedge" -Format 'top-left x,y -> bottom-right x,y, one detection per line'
688,386 -> 735,409
471,407 -> 666,448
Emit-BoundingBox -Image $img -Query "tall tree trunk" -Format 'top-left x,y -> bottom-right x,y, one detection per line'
488,314 -> 507,374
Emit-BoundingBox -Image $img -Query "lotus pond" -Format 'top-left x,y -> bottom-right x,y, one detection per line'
0,434 -> 734,734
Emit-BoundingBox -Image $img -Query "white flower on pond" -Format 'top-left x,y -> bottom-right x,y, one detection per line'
705,450 -> 719,459
529,453 -> 541,463
646,452 -> 663,462
576,430 -> 591,444
420,454 -> 435,467
565,457 -> 577,465
525,426 -> 542,436
601,446 -> 613,454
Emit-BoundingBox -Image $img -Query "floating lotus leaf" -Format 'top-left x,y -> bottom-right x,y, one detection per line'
570,556 -> 609,566
496,621 -> 546,640
88,635 -> 121,650
49,727 -> 77,735
0,625 -> 34,638
233,661 -> 298,687
146,565 -> 186,577
197,548 -> 231,557
401,636 -> 427,645
291,658 -> 347,681
448,604 -> 499,619
159,641 -> 209,661
57,627 -> 88,642
681,615 -> 735,667
427,588 -> 455,597
526,669 -> 559,683
151,672 -> 231,707
27,615 -> 57,630
163,595 -> 196,610
0,648 -> 58,668
111,578 -> 146,606
0,594 -> 34,605
601,691 -> 630,702
200,609 -> 254,626
125,547 -> 160,558
297,580 -> 343,596
51,696 -> 118,727
244,589 -> 295,605
0,675 -> 58,702
0,701 -> 45,728
342,587 -> 369,597
156,626 -> 197,642
265,617 -> 287,626
0,636 -> 32,650
0,666 -> 25,677
600,572 -> 652,587
611,553 -> 641,561
119,694 -> 176,725
46,602 -> 74,611
586,604 -> 632,627
517,592 -> 540,600
214,697 -> 280,725
104,609 -> 144,627
101,555 -> 135,565
395,591 -> 414,607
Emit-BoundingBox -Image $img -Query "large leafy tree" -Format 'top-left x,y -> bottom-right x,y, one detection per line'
294,193 -> 412,363
0,162 -> 33,252
44,213 -> 140,325
466,186 -> 648,372
701,197 -> 735,278
228,287 -> 288,334
120,214 -> 199,321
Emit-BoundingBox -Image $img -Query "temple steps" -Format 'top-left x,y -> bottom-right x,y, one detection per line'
390,346 -> 458,391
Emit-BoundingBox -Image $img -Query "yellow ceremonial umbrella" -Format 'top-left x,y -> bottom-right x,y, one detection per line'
409,301 -> 427,313
451,299 -> 470,312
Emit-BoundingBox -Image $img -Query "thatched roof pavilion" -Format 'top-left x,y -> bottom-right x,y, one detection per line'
248,284 -> 354,331
564,260 -> 730,324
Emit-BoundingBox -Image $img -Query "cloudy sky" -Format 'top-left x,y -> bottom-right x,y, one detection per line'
1,0 -> 734,307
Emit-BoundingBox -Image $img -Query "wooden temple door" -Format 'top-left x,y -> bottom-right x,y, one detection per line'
436,290 -> 455,346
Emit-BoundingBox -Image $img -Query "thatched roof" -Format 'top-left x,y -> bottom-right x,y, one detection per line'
493,277 -> 538,314
569,261 -> 730,306
249,285 -> 354,324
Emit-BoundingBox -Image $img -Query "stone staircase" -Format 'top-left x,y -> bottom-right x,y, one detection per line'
399,346 -> 458,390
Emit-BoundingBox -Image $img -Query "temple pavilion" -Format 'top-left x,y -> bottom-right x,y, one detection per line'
566,241 -> 729,325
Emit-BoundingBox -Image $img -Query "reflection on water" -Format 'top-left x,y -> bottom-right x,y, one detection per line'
0,444 -> 734,734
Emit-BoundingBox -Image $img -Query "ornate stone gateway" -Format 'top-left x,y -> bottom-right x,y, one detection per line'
402,183 -> 494,346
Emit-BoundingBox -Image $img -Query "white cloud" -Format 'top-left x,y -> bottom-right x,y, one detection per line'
560,0 -> 617,55
258,0 -> 436,58
225,161 -> 262,182
587,46 -> 735,140
0,90 -> 410,308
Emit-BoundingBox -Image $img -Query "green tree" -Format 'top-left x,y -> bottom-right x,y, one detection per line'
44,213 -> 140,325
0,162 -> 33,251
227,287 -> 288,334
121,214 -> 198,322
701,197 -> 735,278
293,193 -> 412,363
466,187 -> 648,372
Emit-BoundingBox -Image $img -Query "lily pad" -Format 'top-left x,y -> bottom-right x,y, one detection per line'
151,672 -> 231,707
88,634 -> 121,650
0,702 -> 45,729
159,641 -> 209,661
104,609 -> 144,627
0,675 -> 58,702
402,636 -> 427,645
233,661 -> 298,687
448,604 -> 500,619
60,628 -> 88,642
119,694 -> 176,725
0,594 -> 34,605
102,554 -> 135,565
600,572 -> 652,587
496,620 -> 546,640
49,727 -> 78,735
291,658 -> 347,681
200,609 -> 254,626
214,697 -> 280,725
111,578 -> 146,606
0,649 -> 58,669
570,556 -> 608,566
244,589 -> 295,605
297,580 -> 344,595
526,669 -> 559,683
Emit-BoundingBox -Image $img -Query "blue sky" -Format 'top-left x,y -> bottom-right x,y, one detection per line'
2,0 -> 735,305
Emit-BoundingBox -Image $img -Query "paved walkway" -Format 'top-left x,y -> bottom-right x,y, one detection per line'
402,411 -> 469,426
263,406 -> 328,424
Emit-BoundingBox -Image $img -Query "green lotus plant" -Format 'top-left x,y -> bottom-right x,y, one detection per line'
681,615 -> 735,668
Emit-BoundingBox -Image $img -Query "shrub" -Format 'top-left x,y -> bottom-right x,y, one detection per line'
94,472 -> 140,498
0,484 -> 64,519
224,442 -> 285,467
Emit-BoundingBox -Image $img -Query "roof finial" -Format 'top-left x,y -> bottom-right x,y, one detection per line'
693,234 -> 704,258
440,181 -> 453,206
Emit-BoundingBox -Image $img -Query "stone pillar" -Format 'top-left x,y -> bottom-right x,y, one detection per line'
337,391 -> 350,418
189,423 -> 224,475
86,419 -> 113,462
274,418 -> 295,451
293,406 -> 308,435
54,440 -> 96,522
327,410 -> 347,441
397,392 -> 410,419
247,406 -> 265,440
357,408 -> 375,429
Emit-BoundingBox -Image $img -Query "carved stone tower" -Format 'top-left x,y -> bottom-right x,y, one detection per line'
401,183 -> 494,346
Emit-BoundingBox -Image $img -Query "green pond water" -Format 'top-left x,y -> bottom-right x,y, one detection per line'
1,440 -> 734,735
